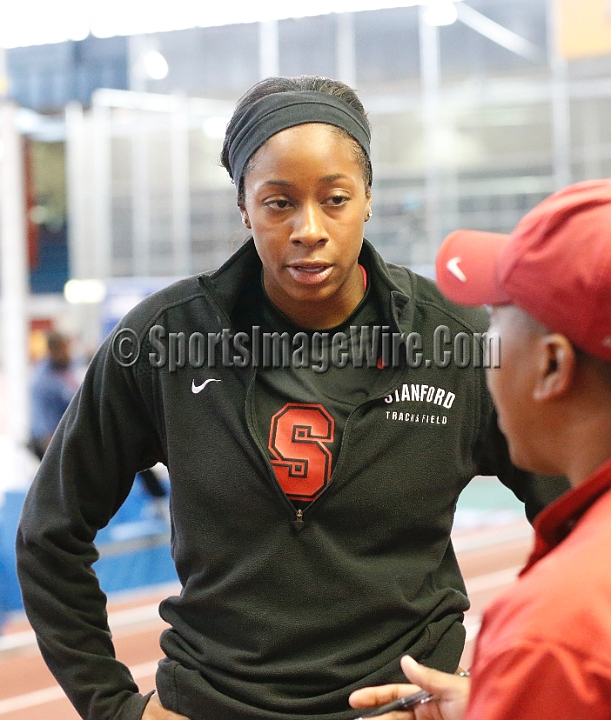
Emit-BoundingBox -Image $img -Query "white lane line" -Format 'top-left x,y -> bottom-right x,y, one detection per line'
464,618 -> 482,641
462,566 -> 523,644
453,523 -> 532,552
0,603 -> 163,655
0,660 -> 159,715
0,686 -> 66,715
108,603 -> 163,630
0,568 -> 521,711
465,566 -> 521,594
130,660 -> 160,678
0,630 -> 37,654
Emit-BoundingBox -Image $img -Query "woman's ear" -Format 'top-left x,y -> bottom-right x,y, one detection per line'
239,207 -> 251,229
533,334 -> 576,402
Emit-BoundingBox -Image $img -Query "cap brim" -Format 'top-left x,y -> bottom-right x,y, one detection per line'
435,230 -> 512,307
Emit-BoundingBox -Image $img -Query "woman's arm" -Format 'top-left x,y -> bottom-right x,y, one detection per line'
17,328 -> 165,720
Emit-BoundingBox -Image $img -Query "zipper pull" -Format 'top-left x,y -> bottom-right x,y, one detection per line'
293,509 -> 305,531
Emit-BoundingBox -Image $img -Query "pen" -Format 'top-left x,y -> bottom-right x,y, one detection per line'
354,689 -> 433,718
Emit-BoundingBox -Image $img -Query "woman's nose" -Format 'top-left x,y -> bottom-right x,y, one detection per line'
290,202 -> 328,246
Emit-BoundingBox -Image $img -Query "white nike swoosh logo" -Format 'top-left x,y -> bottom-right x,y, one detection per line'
191,378 -> 221,394
447,257 -> 467,282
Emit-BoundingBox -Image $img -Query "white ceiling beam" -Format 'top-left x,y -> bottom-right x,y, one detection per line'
456,3 -> 545,63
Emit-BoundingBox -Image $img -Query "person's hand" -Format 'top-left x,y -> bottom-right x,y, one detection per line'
349,656 -> 470,720
142,692 -> 191,719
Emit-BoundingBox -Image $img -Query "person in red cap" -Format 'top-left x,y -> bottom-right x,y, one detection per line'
350,179 -> 611,720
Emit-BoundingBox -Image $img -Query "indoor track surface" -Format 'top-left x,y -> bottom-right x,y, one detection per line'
0,516 -> 533,720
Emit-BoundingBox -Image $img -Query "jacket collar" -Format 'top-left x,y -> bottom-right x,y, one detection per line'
521,455 -> 611,575
198,237 -> 414,331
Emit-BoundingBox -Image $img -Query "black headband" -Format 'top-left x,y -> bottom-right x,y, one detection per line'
227,90 -> 372,190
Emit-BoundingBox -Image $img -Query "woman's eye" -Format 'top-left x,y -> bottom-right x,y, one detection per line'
326,195 -> 348,206
266,199 -> 291,209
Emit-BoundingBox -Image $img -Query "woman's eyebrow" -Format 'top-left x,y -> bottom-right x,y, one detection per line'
262,179 -> 292,187
261,174 -> 349,188
320,173 -> 349,182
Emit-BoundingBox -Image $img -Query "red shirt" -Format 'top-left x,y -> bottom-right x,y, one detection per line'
467,456 -> 611,720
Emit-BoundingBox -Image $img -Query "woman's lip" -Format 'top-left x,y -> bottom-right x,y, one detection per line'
289,264 -> 330,272
286,264 -> 334,285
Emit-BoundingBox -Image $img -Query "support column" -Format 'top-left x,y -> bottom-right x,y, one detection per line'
547,0 -> 571,190
259,20 -> 279,79
419,7 -> 443,253
582,100 -> 602,180
0,102 -> 30,490
128,34 -> 148,93
336,12 -> 356,88
0,44 -> 8,98
92,102 -> 112,279
65,101 -> 87,279
171,96 -> 191,276
131,111 -> 151,277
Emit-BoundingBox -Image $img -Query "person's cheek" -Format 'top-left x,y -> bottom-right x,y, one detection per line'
485,365 -> 499,404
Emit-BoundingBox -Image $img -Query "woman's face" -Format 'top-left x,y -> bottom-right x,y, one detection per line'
240,122 -> 372,329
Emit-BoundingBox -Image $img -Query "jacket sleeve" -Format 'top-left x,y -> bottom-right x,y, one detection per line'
474,395 -> 570,524
466,640 -> 611,720
16,327 -> 166,720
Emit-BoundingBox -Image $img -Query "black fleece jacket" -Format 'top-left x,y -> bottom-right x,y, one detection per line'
16,239 -> 569,720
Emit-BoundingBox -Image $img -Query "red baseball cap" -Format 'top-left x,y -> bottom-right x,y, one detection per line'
435,179 -> 611,362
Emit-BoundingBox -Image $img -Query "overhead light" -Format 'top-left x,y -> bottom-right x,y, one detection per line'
5,2 -> 479,48
143,51 -> 169,80
64,279 -> 107,304
29,206 -> 50,225
423,0 -> 458,26
203,116 -> 229,139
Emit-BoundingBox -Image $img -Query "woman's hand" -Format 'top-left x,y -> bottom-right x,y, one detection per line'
142,692 -> 191,720
349,656 -> 470,720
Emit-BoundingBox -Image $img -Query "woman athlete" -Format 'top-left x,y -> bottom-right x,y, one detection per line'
16,76 -> 568,720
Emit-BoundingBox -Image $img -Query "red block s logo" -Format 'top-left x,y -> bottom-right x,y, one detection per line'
269,403 -> 335,501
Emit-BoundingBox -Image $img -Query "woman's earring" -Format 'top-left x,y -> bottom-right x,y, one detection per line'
366,209 -> 372,221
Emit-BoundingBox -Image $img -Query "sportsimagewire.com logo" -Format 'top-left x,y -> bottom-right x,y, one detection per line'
111,324 -> 501,372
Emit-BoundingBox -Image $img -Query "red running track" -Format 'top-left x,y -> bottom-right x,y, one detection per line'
0,520 -> 533,719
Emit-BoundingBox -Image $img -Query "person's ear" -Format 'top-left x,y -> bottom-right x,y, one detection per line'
533,334 -> 575,402
364,197 -> 372,222
239,207 -> 251,229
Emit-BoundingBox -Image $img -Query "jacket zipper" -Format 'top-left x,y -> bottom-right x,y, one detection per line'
293,510 -> 305,531
199,268 -> 411,531
244,368 -> 306,522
